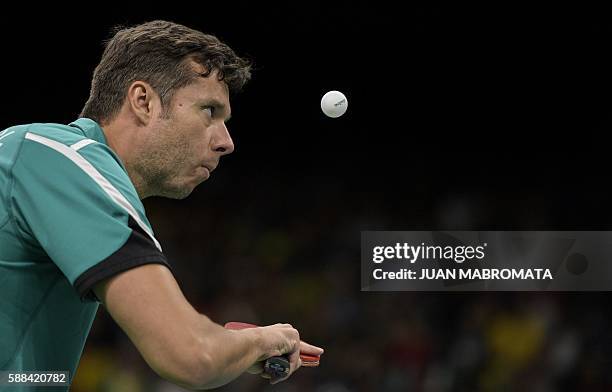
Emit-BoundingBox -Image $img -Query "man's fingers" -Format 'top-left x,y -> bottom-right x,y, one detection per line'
269,332 -> 301,385
270,354 -> 300,385
288,345 -> 302,374
248,322 -> 323,384
299,340 -> 324,355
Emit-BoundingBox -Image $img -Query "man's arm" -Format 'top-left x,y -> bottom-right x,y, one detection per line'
8,133 -> 317,387
93,264 -> 304,389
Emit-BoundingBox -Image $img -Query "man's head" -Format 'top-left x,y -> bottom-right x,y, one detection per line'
80,20 -> 251,199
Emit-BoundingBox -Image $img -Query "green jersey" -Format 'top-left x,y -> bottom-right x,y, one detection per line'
0,118 -> 169,391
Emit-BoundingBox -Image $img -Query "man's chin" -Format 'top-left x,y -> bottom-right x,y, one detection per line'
157,183 -> 197,200
148,174 -> 208,199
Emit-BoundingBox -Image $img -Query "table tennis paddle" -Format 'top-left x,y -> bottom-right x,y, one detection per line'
224,321 -> 320,380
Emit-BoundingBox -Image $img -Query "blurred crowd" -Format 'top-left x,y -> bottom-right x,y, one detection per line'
71,174 -> 612,391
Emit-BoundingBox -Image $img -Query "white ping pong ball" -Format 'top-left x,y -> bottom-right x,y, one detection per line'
321,90 -> 348,118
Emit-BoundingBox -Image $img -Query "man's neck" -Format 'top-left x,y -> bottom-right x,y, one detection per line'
101,118 -> 150,200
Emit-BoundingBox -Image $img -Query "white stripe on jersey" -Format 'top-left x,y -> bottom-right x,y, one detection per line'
71,139 -> 97,151
24,132 -> 162,251
0,130 -> 16,147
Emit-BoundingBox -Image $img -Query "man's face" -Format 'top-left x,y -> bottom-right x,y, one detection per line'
135,66 -> 234,199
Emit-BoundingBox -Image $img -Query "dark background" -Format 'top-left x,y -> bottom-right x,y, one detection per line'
2,3 -> 611,391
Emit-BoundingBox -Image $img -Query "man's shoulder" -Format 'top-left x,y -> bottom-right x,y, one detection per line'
4,120 -> 145,229
2,121 -> 86,144
3,121 -> 121,171
24,121 -> 98,148
1,122 -> 90,160
2,120 -> 132,205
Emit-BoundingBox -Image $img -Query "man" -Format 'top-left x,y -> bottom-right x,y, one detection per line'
0,20 -> 323,390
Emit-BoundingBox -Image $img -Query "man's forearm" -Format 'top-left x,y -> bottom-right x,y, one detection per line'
94,265 -> 302,390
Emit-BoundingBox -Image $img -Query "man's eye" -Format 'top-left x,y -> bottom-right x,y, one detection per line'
202,106 -> 215,116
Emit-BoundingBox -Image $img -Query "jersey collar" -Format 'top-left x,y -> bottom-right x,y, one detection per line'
68,118 -> 108,145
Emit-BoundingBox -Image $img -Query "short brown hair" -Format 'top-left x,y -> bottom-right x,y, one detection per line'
80,20 -> 251,124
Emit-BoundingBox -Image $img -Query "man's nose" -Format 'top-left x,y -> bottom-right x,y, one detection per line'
212,123 -> 234,155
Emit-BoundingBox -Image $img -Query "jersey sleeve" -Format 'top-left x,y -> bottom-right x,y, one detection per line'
10,132 -> 170,302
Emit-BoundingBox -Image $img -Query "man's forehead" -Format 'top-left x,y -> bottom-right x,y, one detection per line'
189,60 -> 228,86
187,61 -> 230,98
178,62 -> 231,120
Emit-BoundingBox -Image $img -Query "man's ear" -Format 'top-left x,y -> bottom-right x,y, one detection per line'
126,81 -> 160,125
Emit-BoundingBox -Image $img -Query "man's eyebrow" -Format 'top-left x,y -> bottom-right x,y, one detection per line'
201,98 -> 232,122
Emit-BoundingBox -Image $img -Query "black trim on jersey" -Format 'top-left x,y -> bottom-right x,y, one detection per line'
74,216 -> 171,302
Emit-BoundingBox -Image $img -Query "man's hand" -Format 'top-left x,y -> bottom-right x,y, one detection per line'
244,325 -> 324,384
